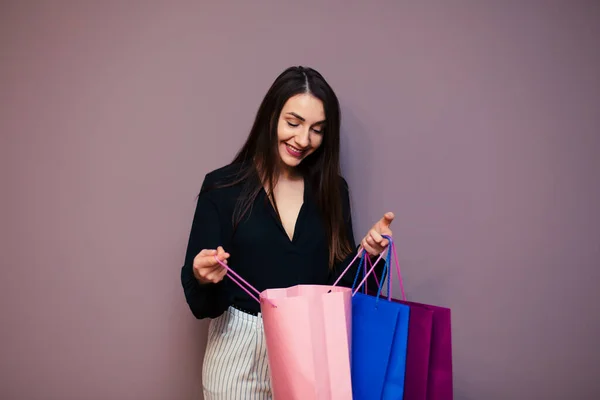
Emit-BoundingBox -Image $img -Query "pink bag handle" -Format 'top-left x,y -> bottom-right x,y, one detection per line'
214,242 -> 389,305
352,251 -> 387,296
213,256 -> 277,308
331,247 -> 381,288
353,236 -> 406,301
390,238 -> 406,300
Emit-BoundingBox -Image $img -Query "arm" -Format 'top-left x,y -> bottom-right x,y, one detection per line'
331,178 -> 385,293
180,175 -> 228,319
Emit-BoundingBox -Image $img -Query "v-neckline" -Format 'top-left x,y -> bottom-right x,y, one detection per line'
262,177 -> 308,244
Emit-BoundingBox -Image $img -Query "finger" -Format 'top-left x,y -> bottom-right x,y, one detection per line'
195,254 -> 217,269
366,235 -> 377,247
202,262 -> 222,277
369,241 -> 385,255
365,232 -> 387,253
213,256 -> 228,268
361,238 -> 378,256
209,265 -> 224,276
379,212 -> 395,228
194,262 -> 216,282
215,267 -> 228,281
216,246 -> 230,261
369,229 -> 384,244
206,266 -> 226,283
356,244 -> 367,256
199,249 -> 217,257
196,252 -> 226,270
194,262 -> 219,280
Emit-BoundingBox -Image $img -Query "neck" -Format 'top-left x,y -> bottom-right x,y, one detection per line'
254,160 -> 301,188
278,164 -> 303,181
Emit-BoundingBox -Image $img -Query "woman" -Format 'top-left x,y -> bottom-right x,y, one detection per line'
180,66 -> 394,399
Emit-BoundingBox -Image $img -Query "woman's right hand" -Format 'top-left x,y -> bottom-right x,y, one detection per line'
193,246 -> 230,284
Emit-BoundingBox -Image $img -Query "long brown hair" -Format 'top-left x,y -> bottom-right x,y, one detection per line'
208,66 -> 352,267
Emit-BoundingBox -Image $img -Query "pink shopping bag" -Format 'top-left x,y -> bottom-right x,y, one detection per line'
215,257 -> 353,400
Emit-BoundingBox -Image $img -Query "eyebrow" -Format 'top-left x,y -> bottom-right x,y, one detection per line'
286,112 -> 326,125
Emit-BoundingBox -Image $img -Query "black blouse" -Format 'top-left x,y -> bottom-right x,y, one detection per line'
180,163 -> 381,318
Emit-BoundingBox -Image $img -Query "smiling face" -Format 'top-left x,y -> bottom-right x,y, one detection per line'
276,93 -> 325,172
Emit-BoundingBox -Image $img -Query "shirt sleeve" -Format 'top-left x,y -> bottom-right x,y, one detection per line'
330,177 -> 385,293
180,175 -> 228,319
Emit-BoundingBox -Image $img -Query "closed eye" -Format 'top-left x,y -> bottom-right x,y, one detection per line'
287,121 -> 299,128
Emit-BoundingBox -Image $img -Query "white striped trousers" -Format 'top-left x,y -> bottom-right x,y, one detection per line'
202,307 -> 272,400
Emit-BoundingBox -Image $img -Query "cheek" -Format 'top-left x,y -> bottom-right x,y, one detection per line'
277,121 -> 293,141
311,134 -> 324,150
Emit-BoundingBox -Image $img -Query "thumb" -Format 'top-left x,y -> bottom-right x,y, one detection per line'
216,246 -> 230,261
379,212 -> 394,228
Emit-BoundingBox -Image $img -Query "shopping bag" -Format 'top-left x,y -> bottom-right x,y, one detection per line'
395,299 -> 452,400
261,285 -> 353,400
352,292 -> 410,399
339,246 -> 410,400
363,237 -> 453,400
215,257 -> 353,400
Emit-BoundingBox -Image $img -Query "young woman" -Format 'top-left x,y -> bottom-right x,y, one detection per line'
180,66 -> 394,399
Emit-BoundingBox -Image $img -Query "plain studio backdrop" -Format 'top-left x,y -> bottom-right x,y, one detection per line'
1,1 -> 599,399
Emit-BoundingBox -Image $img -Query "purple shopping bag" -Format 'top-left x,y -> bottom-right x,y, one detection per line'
364,238 -> 453,400
396,299 -> 452,400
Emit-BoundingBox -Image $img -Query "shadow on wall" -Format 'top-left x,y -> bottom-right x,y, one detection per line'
408,268 -> 455,308
339,106 -> 380,226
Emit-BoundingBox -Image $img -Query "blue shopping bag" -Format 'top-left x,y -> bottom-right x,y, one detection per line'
351,238 -> 411,399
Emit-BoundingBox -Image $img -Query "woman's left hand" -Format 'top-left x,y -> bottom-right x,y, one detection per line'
360,212 -> 394,256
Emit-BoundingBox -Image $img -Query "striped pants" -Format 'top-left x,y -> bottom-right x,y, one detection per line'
202,307 -> 272,400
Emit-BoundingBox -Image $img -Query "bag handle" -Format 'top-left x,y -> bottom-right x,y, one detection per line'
369,234 -> 395,301
331,247 -> 382,289
389,235 -> 406,300
213,256 -> 277,308
350,250 -> 384,294
353,235 -> 406,301
349,248 -> 388,298
213,240 -> 393,306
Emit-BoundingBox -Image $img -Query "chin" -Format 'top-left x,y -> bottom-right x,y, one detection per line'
280,154 -> 303,169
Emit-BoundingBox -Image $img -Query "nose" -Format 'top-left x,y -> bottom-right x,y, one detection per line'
295,128 -> 311,148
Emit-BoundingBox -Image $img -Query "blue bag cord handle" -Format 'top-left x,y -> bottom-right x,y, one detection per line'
384,234 -> 393,301
350,249 -> 367,293
354,235 -> 407,304
373,253 -> 389,305
369,234 -> 394,306
350,248 -> 380,294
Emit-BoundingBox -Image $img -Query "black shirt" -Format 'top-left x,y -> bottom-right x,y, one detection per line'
180,163 -> 381,318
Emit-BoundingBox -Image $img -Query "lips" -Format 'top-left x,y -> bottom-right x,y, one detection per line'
285,143 -> 306,158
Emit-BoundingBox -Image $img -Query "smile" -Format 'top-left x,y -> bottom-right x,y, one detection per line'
285,143 -> 307,158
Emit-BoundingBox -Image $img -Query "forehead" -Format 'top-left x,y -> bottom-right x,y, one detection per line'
281,93 -> 325,122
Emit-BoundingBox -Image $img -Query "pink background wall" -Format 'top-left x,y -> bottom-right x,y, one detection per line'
1,2 -> 599,399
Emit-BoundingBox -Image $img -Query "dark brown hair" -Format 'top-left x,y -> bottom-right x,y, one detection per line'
210,66 -> 352,267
